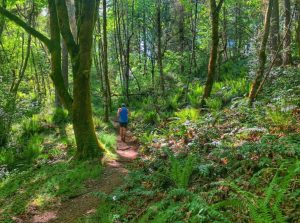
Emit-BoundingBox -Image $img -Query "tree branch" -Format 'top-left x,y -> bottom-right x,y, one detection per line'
0,6 -> 51,48
216,0 -> 225,13
55,0 -> 78,57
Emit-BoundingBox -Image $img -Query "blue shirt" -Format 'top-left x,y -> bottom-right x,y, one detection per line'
119,107 -> 128,123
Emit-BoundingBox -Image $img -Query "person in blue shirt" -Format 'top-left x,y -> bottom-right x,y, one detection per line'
117,103 -> 129,142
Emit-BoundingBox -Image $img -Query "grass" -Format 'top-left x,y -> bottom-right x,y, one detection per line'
0,160 -> 102,222
99,132 -> 117,160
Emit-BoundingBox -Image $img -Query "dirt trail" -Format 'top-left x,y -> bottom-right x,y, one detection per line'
23,127 -> 139,223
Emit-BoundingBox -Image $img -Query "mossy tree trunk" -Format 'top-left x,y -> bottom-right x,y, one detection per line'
0,0 -> 104,159
103,0 -> 112,122
249,0 -> 273,105
157,0 -> 165,94
56,0 -> 103,159
297,1 -> 300,58
200,0 -> 224,106
270,0 -> 282,66
283,0 -> 292,65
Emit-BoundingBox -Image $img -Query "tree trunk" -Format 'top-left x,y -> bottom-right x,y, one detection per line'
0,0 -> 6,38
270,0 -> 282,66
201,0 -> 224,106
249,0 -> 273,104
103,0 -> 111,122
283,0 -> 292,65
178,1 -> 185,74
55,40 -> 69,107
297,1 -> 300,58
142,0 -> 147,76
68,1 -> 102,159
49,0 -> 73,112
157,0 -> 165,94
55,0 -> 103,158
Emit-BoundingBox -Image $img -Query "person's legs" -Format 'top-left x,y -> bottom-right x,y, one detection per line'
123,127 -> 127,141
119,125 -> 123,139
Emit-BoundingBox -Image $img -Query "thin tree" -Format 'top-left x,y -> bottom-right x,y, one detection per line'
283,0 -> 292,65
297,1 -> 300,58
103,0 -> 111,122
270,0 -> 282,65
157,0 -> 165,94
200,0 -> 224,106
249,0 -> 273,105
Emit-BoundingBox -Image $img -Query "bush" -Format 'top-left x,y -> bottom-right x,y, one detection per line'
175,107 -> 200,123
215,160 -> 300,223
144,110 -> 160,124
52,108 -> 69,125
266,107 -> 294,129
205,98 -> 223,111
21,134 -> 43,161
21,115 -> 42,138
168,152 -> 195,188
188,84 -> 204,107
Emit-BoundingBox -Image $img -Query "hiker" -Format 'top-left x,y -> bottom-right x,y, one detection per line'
117,103 -> 129,142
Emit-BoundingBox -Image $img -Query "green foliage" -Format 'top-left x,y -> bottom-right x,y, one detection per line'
205,98 -> 222,111
215,160 -> 300,223
21,134 -> 43,162
174,107 -> 200,123
168,152 -> 195,188
21,115 -> 43,138
52,108 -> 69,125
139,189 -> 231,223
266,108 -> 294,128
144,110 -> 160,124
188,84 -> 204,107
0,160 -> 102,221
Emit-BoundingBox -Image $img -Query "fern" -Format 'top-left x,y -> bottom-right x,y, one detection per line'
168,153 -> 195,188
215,160 -> 300,223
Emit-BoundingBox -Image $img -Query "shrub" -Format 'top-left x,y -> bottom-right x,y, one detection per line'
266,108 -> 294,129
215,160 -> 300,223
21,115 -> 42,138
175,107 -> 200,123
168,152 -> 195,188
21,134 -> 43,161
205,98 -> 223,111
52,108 -> 69,125
188,84 -> 204,107
144,110 -> 160,124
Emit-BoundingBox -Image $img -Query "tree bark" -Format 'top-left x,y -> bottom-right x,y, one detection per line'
102,0 -> 111,122
201,0 -> 224,106
283,0 -> 292,65
297,1 -> 300,58
178,1 -> 185,74
55,40 -> 69,107
69,0 -> 103,159
0,0 -> 6,38
249,0 -> 273,104
270,0 -> 282,66
157,0 -> 165,94
49,0 -> 73,112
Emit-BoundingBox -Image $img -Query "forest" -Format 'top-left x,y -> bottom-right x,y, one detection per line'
0,0 -> 299,222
